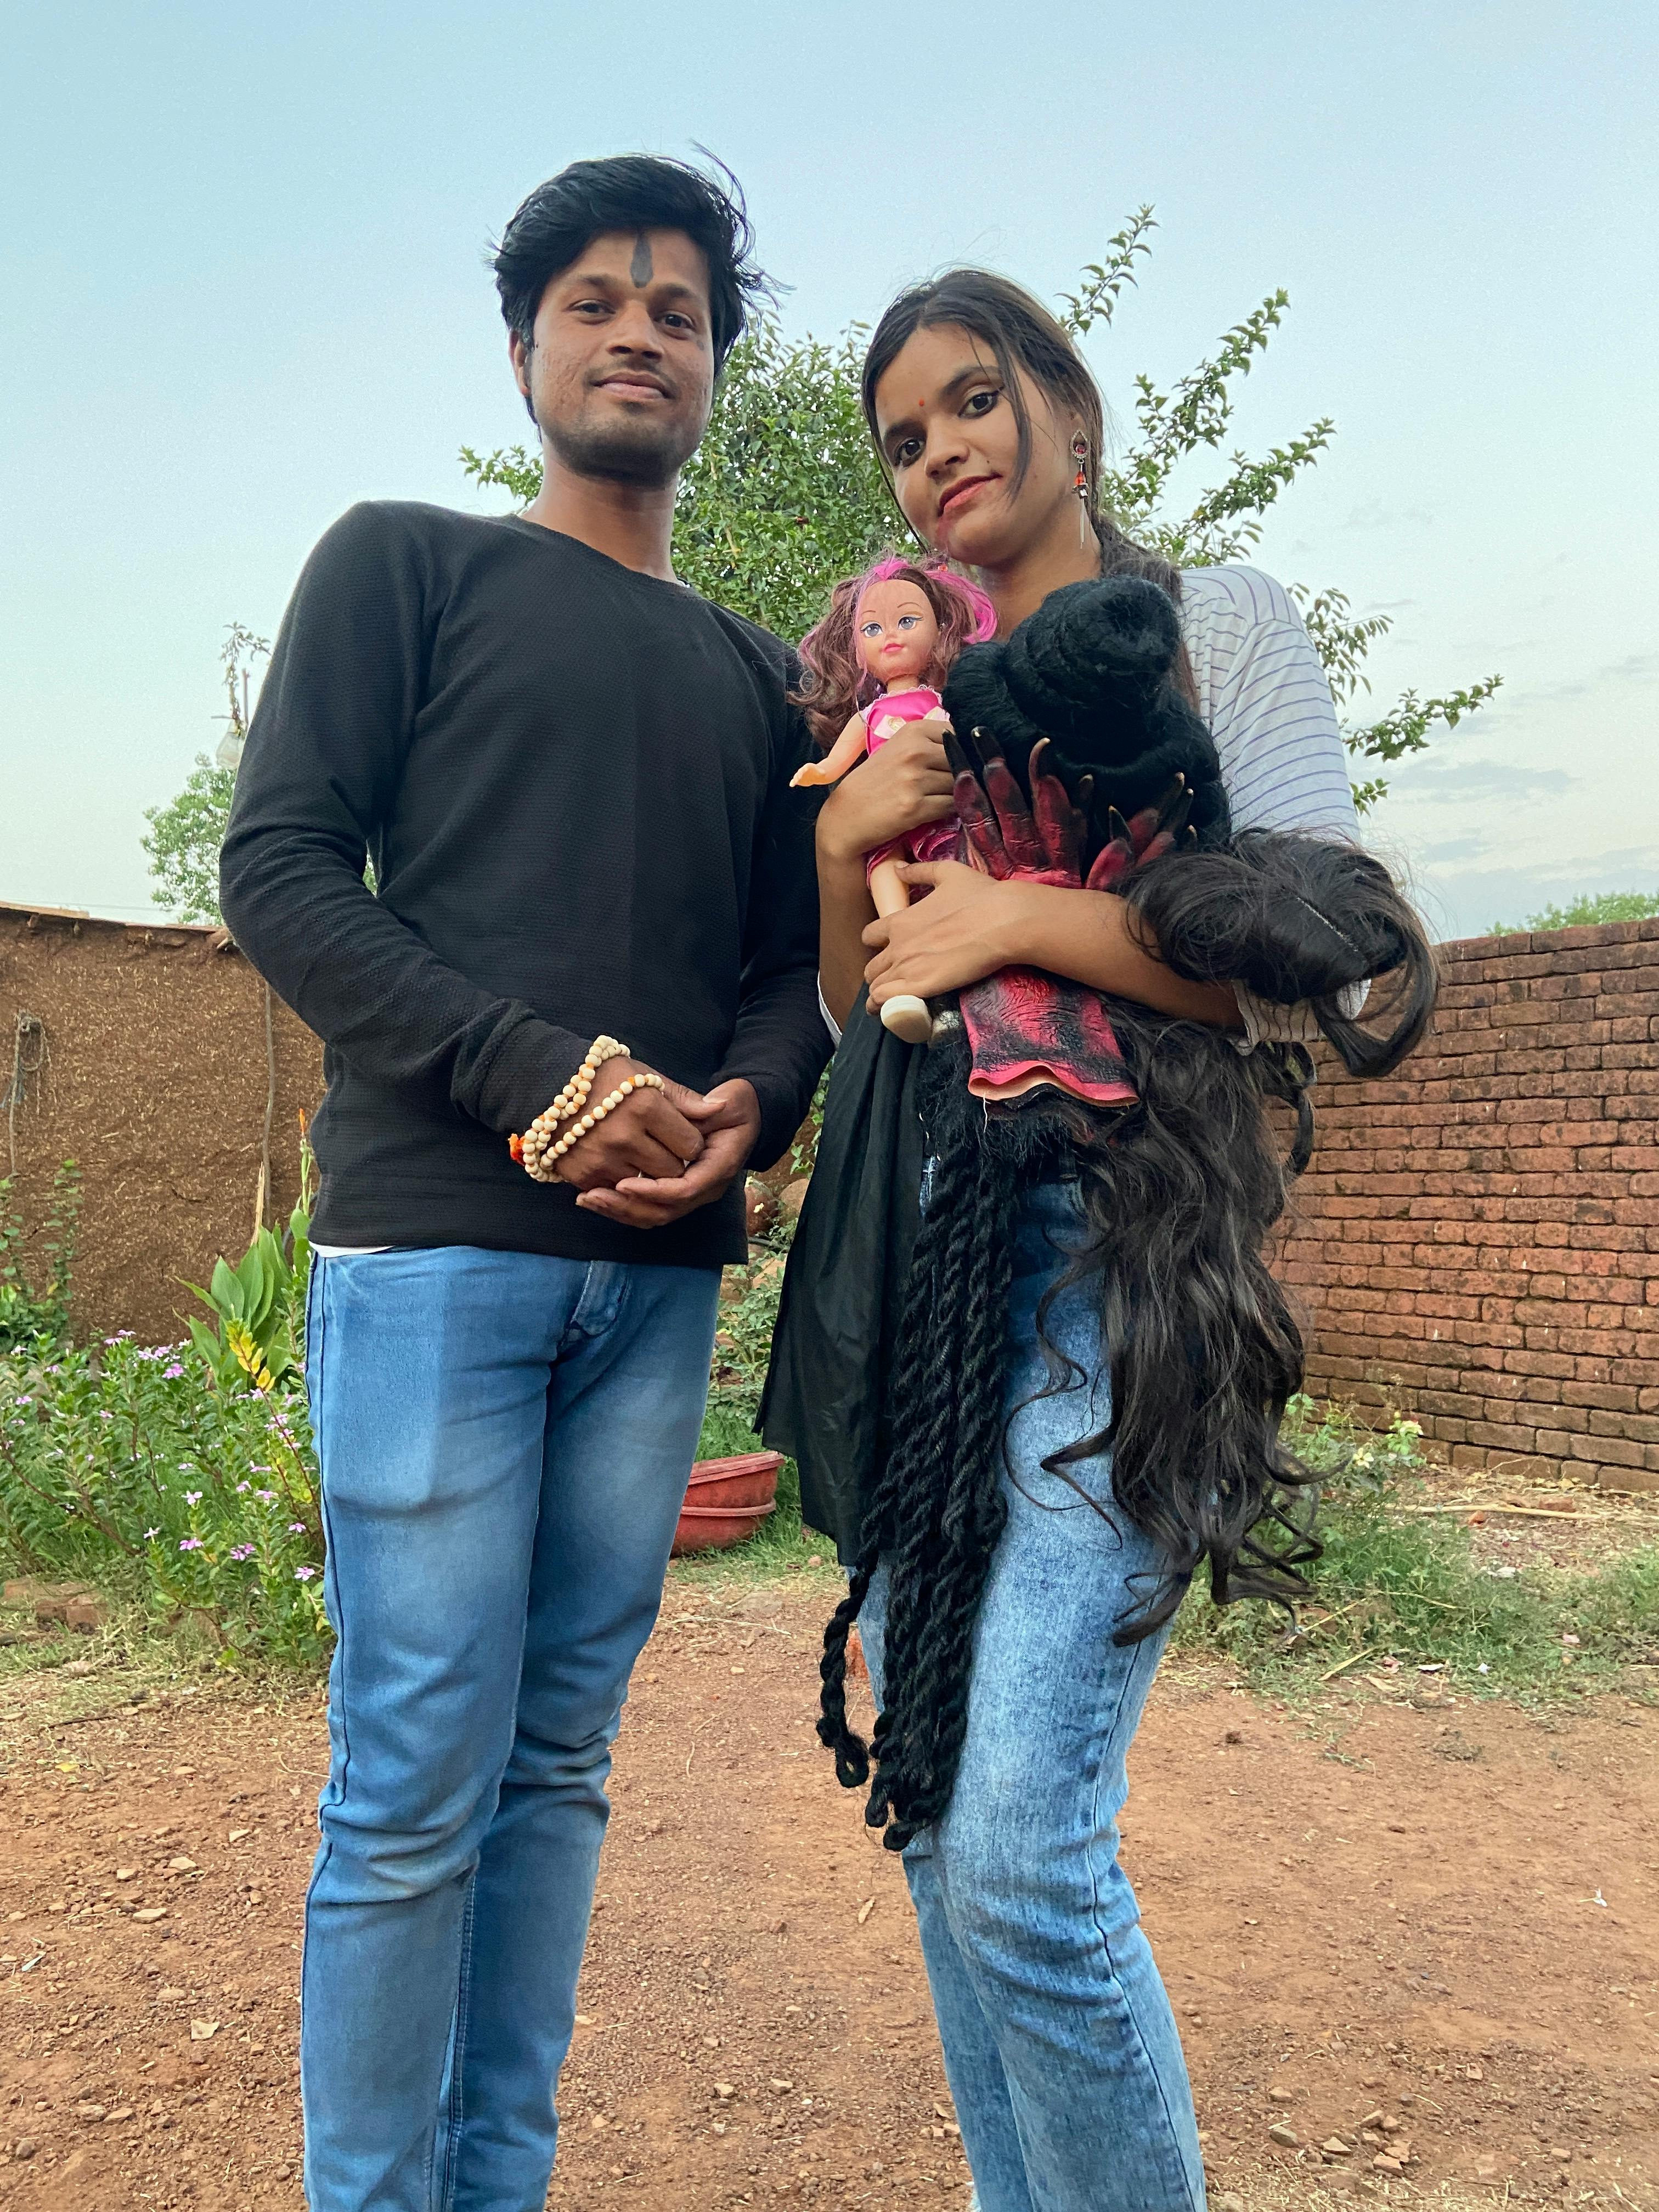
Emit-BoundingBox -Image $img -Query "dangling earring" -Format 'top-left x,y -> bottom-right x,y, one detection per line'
1071,431 -> 1091,546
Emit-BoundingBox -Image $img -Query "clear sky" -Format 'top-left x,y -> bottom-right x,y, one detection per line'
3,0 -> 1653,940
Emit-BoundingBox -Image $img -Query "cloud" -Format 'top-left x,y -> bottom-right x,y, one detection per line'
1384,758 -> 1575,805
1511,650 -> 1659,706
1338,500 -> 1435,533
1415,834 -> 1493,862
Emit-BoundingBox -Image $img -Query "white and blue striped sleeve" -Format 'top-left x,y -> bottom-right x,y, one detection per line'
1180,566 -> 1365,1048
1183,566 -> 1358,839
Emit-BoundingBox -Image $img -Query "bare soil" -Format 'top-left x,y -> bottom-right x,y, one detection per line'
1412,1453 -> 1659,1581
2,1582 -> 1657,2211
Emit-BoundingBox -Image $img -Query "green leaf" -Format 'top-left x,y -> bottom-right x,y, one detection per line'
1057,206 -> 1157,337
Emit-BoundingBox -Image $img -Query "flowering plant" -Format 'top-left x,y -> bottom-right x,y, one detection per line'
0,1330 -> 327,1664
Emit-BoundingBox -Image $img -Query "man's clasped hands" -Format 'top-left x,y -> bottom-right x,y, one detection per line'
556,1060 -> 763,1231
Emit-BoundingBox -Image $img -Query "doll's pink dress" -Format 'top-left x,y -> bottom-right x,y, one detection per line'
863,686 -> 960,874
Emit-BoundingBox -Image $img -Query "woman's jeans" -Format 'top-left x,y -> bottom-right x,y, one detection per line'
300,1246 -> 720,2212
859,1184 -> 1205,2212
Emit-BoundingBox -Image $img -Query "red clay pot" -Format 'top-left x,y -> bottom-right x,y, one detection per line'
672,1451 -> 784,1556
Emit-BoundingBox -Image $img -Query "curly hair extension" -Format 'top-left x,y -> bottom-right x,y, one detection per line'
1123,832 -> 1438,1079
1056,1009 -> 1321,1638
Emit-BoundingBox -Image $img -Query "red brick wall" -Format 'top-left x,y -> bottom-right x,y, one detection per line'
1282,919 -> 1659,1493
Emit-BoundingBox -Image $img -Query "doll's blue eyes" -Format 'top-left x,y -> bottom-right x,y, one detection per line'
861,616 -> 922,637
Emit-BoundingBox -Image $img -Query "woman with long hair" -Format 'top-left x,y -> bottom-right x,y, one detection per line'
763,270 -> 1432,2212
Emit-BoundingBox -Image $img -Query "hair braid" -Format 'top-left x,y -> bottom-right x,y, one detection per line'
820,1041 -> 1047,1851
880,1153 -> 1019,1844
816,1133 -> 980,1790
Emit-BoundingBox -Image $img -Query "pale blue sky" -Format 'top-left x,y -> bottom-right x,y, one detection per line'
3,0 -> 1653,938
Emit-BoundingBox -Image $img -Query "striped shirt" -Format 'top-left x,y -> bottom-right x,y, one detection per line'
1179,563 -> 1363,1048
1181,564 -> 1357,839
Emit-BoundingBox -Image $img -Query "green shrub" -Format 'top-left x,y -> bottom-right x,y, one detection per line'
184,1222 -> 308,1393
0,1162 -> 82,1352
0,1133 -> 324,1665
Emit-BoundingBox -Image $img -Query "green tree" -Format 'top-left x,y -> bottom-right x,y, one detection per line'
464,208 -> 1497,806
1492,887 -> 1659,936
142,623 -> 268,923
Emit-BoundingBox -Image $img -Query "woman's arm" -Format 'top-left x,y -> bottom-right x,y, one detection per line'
862,862 -> 1242,1029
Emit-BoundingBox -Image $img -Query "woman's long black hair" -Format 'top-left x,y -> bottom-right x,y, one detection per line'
817,572 -> 1439,1854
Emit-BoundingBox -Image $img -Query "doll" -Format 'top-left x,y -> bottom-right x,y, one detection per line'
791,557 -> 997,1042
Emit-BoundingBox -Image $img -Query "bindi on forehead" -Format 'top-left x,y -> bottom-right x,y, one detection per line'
629,232 -> 653,286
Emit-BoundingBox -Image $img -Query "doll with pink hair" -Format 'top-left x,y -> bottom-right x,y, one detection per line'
791,556 -> 996,1041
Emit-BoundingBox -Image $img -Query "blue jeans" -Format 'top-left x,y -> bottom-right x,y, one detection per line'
301,1246 -> 720,2212
860,1184 -> 1205,2212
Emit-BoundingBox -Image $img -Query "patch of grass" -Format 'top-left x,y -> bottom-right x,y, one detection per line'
1171,1398 -> 1659,1701
0,1580 -> 321,1756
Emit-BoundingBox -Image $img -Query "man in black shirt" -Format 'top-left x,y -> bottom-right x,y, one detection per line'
220,156 -> 827,2211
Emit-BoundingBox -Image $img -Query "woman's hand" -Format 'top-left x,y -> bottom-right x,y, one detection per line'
862,860 -> 1040,1011
816,718 -> 955,866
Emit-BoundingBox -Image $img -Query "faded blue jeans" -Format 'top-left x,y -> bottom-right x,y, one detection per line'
301,1245 -> 720,2212
860,1183 -> 1205,2212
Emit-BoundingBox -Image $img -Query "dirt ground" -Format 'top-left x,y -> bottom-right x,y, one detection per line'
2,1582 -> 1657,2212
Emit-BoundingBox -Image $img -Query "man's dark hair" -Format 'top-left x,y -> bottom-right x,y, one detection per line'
493,153 -> 767,373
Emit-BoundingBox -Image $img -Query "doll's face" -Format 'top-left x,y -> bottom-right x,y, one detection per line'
856,579 -> 939,687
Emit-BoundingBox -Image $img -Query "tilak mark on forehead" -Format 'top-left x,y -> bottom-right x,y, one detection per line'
630,232 -> 653,286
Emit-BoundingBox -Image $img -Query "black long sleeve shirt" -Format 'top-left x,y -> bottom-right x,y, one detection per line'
220,501 -> 828,1271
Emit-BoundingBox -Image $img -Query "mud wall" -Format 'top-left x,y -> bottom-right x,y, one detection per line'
0,904 -> 322,1346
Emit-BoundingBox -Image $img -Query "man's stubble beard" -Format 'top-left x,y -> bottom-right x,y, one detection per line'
538,395 -> 706,492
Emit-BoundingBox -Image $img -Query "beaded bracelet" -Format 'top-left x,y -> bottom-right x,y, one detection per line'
509,1036 -> 668,1185
519,1071 -> 666,1183
514,1035 -> 630,1177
